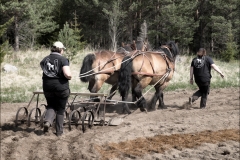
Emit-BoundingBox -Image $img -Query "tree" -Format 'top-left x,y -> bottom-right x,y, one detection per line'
140,0 -> 198,51
58,21 -> 85,60
0,17 -> 14,64
74,0 -> 109,49
0,0 -> 28,51
210,0 -> 239,54
192,0 -> 239,54
221,27 -> 238,62
102,0 -> 126,51
18,0 -> 59,49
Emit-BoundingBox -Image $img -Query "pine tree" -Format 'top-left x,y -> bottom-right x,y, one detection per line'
0,17 -> 14,64
58,20 -> 85,60
193,0 -> 239,55
221,27 -> 238,62
19,0 -> 58,49
1,0 -> 28,51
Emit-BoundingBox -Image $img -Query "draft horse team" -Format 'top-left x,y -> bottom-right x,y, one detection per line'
80,40 -> 179,114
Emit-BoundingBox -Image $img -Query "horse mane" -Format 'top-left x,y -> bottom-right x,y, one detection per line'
121,38 -> 149,51
166,41 -> 179,57
156,41 -> 179,58
116,47 -> 130,55
135,40 -> 143,50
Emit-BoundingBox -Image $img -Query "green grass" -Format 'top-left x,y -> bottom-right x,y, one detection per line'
1,50 -> 239,103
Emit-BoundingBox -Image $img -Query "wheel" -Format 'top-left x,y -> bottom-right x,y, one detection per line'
87,110 -> 95,129
81,111 -> 93,133
15,107 -> 28,127
27,108 -> 41,127
63,110 -> 69,125
68,110 -> 81,131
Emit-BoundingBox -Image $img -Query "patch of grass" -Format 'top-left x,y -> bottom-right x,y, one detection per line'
1,85 -> 45,103
1,51 -> 239,103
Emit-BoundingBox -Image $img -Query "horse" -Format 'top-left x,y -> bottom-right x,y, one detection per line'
46,62 -> 54,71
118,41 -> 179,114
79,39 -> 149,102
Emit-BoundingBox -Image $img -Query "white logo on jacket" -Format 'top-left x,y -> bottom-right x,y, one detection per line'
43,58 -> 59,77
194,56 -> 205,68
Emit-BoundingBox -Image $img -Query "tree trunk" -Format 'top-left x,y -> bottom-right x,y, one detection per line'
14,16 -> 19,52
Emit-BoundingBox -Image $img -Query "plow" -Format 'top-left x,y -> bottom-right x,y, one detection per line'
15,91 -> 124,133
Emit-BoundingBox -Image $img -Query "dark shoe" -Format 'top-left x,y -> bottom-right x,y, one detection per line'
43,122 -> 50,132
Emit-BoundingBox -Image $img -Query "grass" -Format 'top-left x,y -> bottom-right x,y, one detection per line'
1,49 -> 239,103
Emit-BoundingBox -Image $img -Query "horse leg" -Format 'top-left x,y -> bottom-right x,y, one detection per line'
131,78 -> 138,108
158,91 -> 166,109
149,91 -> 159,111
88,79 -> 104,102
121,96 -> 131,114
132,89 -> 137,102
107,83 -> 118,101
158,83 -> 168,109
134,84 -> 147,112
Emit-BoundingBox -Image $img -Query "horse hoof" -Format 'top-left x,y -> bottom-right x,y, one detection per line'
140,108 -> 147,113
148,107 -> 156,111
122,109 -> 132,115
158,106 -> 167,109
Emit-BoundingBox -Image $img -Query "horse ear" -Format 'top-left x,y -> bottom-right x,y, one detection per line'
131,41 -> 136,50
122,42 -> 125,47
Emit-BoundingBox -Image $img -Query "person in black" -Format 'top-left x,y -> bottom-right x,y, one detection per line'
189,48 -> 224,108
40,41 -> 72,136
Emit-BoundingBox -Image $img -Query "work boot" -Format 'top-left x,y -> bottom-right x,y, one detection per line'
43,121 -> 50,133
55,114 -> 64,136
200,97 -> 207,109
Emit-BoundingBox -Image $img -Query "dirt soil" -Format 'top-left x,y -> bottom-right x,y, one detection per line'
1,87 -> 239,160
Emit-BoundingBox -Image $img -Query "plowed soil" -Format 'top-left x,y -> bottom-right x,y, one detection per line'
1,87 -> 239,160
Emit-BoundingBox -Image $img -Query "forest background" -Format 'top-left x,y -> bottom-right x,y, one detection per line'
0,0 -> 239,62
0,0 -> 239,103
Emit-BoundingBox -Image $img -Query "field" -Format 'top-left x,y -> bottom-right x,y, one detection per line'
1,87 -> 239,160
1,50 -> 239,159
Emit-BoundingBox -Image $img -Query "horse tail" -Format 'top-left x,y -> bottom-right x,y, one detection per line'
118,56 -> 132,98
80,53 -> 95,82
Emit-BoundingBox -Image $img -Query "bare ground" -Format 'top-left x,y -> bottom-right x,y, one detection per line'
1,87 -> 239,160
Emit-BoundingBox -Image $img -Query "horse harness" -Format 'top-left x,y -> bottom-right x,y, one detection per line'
96,50 -> 136,75
132,46 -> 174,77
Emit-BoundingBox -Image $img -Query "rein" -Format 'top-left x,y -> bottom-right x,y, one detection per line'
79,52 -> 135,78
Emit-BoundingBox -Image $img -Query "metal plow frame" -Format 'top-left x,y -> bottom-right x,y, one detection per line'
15,91 -> 117,133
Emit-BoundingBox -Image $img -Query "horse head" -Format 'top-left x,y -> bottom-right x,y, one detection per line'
121,38 -> 150,52
166,41 -> 179,57
121,42 -> 132,52
160,41 -> 179,60
135,37 -> 150,51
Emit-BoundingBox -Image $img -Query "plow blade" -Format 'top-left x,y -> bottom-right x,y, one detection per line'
108,117 -> 124,126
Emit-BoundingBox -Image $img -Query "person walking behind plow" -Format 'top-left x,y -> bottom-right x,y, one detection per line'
40,41 -> 72,136
189,48 -> 224,109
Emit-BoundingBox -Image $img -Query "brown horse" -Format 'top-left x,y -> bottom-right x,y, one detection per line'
118,41 -> 179,114
79,39 -> 148,101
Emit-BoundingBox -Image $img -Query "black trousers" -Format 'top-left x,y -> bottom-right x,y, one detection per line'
43,89 -> 70,135
191,82 -> 210,108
